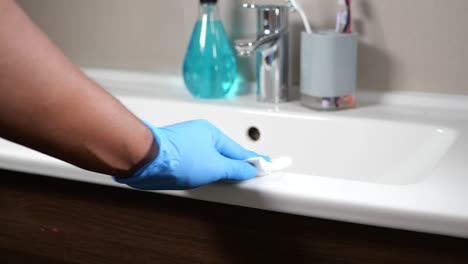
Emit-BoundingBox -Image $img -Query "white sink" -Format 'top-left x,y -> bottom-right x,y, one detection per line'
126,98 -> 457,185
1,69 -> 467,239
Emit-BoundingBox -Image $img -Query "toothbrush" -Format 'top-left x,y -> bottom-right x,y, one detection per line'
286,0 -> 312,33
336,0 -> 352,33
336,0 -> 348,33
346,0 -> 352,33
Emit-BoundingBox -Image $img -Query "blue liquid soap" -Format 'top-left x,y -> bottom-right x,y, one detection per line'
183,2 -> 237,99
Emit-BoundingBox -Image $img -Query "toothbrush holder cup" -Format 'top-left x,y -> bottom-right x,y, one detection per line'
300,31 -> 358,110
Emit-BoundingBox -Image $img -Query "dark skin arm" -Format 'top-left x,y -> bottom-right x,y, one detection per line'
0,0 -> 156,178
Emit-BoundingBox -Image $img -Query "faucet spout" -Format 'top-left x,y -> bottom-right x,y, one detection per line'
234,39 -> 256,57
234,32 -> 283,57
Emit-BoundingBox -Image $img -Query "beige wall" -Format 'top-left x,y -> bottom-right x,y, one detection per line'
17,0 -> 468,95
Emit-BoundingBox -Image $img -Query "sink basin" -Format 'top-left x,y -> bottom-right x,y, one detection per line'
124,97 -> 457,186
0,94 -> 456,186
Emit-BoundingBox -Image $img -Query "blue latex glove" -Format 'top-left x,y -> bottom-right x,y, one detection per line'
114,119 -> 269,190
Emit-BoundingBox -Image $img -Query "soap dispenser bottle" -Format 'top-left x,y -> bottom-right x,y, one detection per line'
183,0 -> 237,99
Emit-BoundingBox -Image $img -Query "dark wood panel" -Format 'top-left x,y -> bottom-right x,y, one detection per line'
1,169 -> 467,264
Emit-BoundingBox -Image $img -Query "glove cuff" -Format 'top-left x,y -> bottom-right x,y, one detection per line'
124,135 -> 159,176
113,121 -> 162,184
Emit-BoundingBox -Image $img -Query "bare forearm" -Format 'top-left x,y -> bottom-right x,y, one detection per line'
0,0 -> 154,177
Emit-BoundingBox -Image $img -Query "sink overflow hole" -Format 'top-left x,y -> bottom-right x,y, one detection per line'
247,127 -> 261,141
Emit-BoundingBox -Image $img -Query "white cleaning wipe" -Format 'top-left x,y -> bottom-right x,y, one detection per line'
245,156 -> 293,176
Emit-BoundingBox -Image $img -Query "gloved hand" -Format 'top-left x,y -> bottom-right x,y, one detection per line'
114,119 -> 269,190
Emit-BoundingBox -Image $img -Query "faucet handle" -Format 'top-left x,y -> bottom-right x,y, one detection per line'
240,3 -> 289,36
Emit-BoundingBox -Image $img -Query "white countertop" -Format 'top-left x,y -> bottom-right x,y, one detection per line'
1,68 -> 467,239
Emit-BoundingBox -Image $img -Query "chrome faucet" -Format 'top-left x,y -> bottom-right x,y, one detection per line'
235,4 -> 290,103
